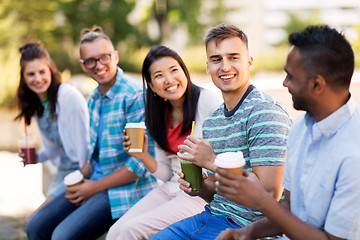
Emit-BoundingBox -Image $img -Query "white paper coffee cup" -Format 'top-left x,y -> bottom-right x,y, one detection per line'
125,122 -> 146,152
214,151 -> 245,174
64,170 -> 84,187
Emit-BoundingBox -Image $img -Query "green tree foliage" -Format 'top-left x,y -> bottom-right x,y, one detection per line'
207,0 -> 233,26
353,24 -> 360,50
352,24 -> 360,68
0,0 -> 230,107
146,0 -> 231,45
59,0 -> 149,45
279,9 -> 322,45
151,0 -> 204,44
0,0 -> 65,48
0,0 -> 229,71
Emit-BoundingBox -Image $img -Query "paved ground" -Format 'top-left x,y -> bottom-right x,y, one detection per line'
0,151 -> 45,239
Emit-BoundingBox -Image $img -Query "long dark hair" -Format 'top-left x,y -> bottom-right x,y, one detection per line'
15,42 -> 61,125
142,45 -> 201,153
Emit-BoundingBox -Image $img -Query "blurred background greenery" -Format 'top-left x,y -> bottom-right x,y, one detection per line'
1,0 -> 359,108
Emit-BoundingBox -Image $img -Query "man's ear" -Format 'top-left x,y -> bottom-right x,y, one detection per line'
311,75 -> 326,95
79,61 -> 88,73
248,56 -> 254,70
113,50 -> 119,65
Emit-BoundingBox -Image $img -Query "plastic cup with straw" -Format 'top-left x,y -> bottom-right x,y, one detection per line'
18,118 -> 36,166
179,121 -> 203,190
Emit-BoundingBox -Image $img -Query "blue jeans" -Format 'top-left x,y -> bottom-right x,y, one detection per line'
149,207 -> 241,240
26,190 -> 116,240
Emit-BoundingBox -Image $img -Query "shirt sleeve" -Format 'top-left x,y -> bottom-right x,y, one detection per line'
281,151 -> 291,191
36,130 -> 61,164
57,84 -> 90,168
122,89 -> 154,177
324,155 -> 360,239
193,88 -> 223,137
151,144 -> 174,181
247,102 -> 292,167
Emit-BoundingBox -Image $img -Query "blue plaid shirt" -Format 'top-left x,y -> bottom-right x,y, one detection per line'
87,67 -> 157,219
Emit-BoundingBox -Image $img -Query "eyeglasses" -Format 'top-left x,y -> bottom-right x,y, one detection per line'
80,50 -> 115,70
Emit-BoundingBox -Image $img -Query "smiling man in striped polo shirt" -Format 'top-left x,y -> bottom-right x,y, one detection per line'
149,24 -> 292,240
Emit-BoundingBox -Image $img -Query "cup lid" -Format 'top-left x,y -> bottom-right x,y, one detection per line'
64,170 -> 84,186
214,151 -> 245,169
125,122 -> 146,129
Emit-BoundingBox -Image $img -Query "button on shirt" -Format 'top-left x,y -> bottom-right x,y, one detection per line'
87,67 -> 157,219
282,96 -> 360,239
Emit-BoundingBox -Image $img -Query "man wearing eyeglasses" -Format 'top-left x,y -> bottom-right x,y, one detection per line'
80,49 -> 116,91
25,26 -> 158,240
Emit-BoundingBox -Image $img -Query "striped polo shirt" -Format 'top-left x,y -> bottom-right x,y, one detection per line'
203,85 -> 292,227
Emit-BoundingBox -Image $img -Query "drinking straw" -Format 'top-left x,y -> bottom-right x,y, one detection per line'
190,121 -> 195,136
24,117 -> 28,136
24,118 -> 29,166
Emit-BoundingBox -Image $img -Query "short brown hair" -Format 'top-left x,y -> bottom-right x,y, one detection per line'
204,24 -> 248,49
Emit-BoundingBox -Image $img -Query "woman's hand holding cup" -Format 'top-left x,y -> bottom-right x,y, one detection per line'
122,129 -> 148,160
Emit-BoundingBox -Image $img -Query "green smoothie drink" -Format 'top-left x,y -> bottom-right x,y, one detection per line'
180,159 -> 203,190
179,121 -> 203,190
